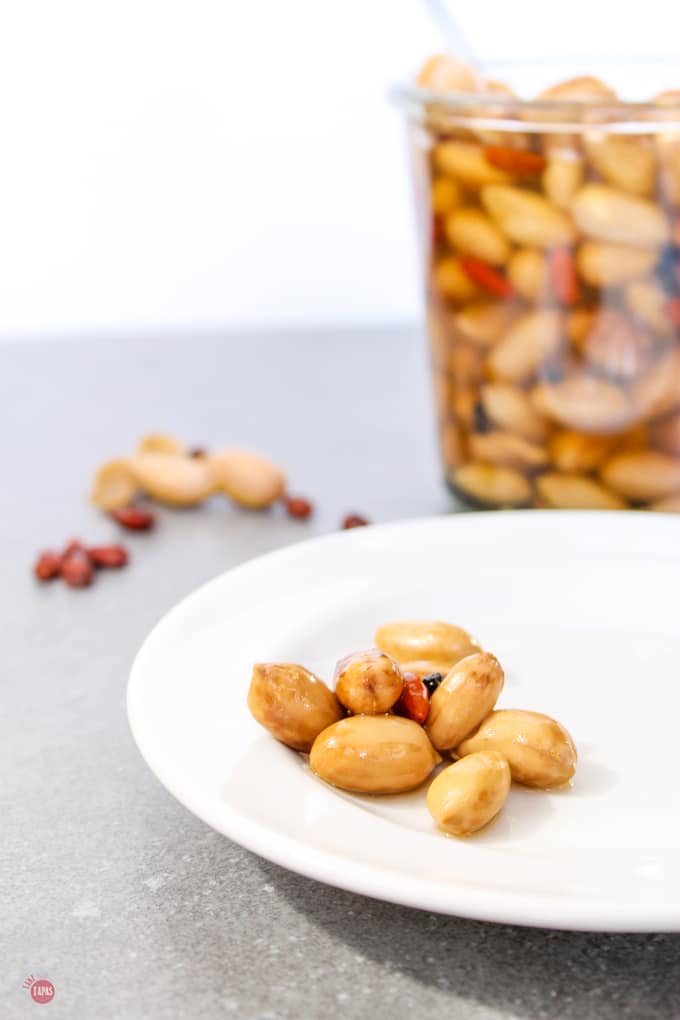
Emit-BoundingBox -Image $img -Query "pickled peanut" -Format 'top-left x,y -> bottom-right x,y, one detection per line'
248,663 -> 343,752
399,660 -> 458,680
583,136 -> 655,196
444,208 -> 511,265
632,348 -> 680,421
457,710 -> 577,788
418,54 -> 482,94
549,430 -> 617,472
507,248 -> 549,301
434,140 -> 511,189
454,302 -> 518,349
650,411 -> 680,456
469,431 -> 548,470
600,451 -> 680,502
91,459 -> 138,511
128,453 -> 216,507
440,421 -> 465,469
431,176 -> 462,216
576,242 -> 658,287
137,433 -> 185,455
480,383 -> 548,442
624,281 -> 674,336
481,186 -> 575,247
426,751 -> 511,836
441,342 -> 483,384
531,377 -> 633,433
576,309 -> 654,382
650,494 -> 680,512
426,652 -> 504,752
433,256 -> 484,304
333,649 -> 403,715
310,715 -> 441,794
453,462 -> 532,507
542,155 -> 584,209
536,472 -> 627,510
209,449 -> 285,508
571,184 -> 669,247
486,309 -> 562,383
537,75 -> 617,101
374,621 -> 481,669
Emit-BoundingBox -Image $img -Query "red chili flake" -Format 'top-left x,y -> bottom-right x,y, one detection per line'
483,146 -> 547,175
460,257 -> 514,299
548,247 -> 580,305
110,506 -> 156,531
342,514 -> 370,529
34,551 -> 62,581
88,545 -> 129,568
60,550 -> 95,588
666,297 -> 680,326
284,495 -> 314,520
394,676 -> 430,725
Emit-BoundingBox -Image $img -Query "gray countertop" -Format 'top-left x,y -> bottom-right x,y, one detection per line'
2,328 -> 679,1020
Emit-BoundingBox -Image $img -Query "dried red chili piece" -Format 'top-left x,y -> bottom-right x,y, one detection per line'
548,247 -> 580,305
88,545 -> 129,568
34,551 -> 62,581
284,495 -> 314,519
460,257 -> 514,299
394,676 -> 430,725
60,551 -> 95,588
342,514 -> 370,529
483,146 -> 547,175
110,506 -> 156,531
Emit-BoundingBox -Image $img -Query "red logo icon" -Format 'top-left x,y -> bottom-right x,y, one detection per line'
22,975 -> 55,1005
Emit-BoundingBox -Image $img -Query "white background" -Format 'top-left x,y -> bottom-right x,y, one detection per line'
0,1 -> 678,339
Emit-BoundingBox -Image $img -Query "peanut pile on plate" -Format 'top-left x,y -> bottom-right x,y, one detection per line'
410,56 -> 680,511
248,620 -> 577,838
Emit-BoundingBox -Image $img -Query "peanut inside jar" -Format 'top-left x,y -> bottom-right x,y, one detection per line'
405,67 -> 680,510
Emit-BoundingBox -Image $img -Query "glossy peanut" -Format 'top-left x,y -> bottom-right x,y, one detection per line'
454,302 -> 518,349
333,649 -> 403,715
531,377 -> 633,433
444,208 -> 511,265
310,715 -> 441,794
536,472 -> 627,510
571,184 -> 669,247
426,652 -> 504,752
541,155 -> 583,209
453,463 -> 532,507
457,709 -> 577,788
576,242 -> 657,287
248,663 -> 343,752
374,621 -> 481,669
137,433 -> 185,455
583,136 -> 655,196
90,459 -> 138,511
507,248 -> 549,302
469,431 -> 548,470
487,309 -> 562,383
209,449 -> 286,509
480,383 -> 547,442
128,453 -> 216,507
434,141 -> 510,189
549,431 -> 617,473
600,451 -> 680,502
481,186 -> 575,247
426,751 -> 511,836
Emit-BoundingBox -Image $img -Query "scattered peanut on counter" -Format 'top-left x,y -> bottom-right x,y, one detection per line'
247,618 -> 577,839
409,56 -> 680,511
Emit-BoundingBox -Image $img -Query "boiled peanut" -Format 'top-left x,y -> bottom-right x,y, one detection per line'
507,248 -> 549,302
431,176 -> 461,216
584,136 -> 655,196
542,155 -> 584,209
418,54 -> 482,94
632,348 -> 680,421
137,433 -> 185,455
650,494 -> 680,512
650,411 -> 680,456
310,715 -> 441,794
209,449 -> 285,508
531,377 -> 633,433
481,186 -> 575,247
486,309 -> 562,383
536,472 -> 627,510
600,451 -> 680,502
333,649 -> 403,715
434,141 -> 510,189
426,751 -> 510,836
453,463 -> 532,507
549,430 -> 617,472
91,459 -> 138,511
453,302 -> 518,349
444,208 -> 511,265
469,431 -> 548,470
571,184 -> 669,247
537,75 -> 617,101
426,652 -> 504,752
480,383 -> 548,442
433,256 -> 484,304
576,242 -> 658,287
128,453 -> 216,507
457,709 -> 577,788
624,281 -> 674,336
375,620 -> 481,668
248,662 -> 343,752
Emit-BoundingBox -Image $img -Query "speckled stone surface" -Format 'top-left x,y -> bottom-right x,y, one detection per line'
2,329 -> 679,1019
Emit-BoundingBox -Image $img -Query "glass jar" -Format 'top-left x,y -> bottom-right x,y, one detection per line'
395,64 -> 680,511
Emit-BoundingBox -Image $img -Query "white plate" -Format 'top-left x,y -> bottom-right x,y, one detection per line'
127,511 -> 680,932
